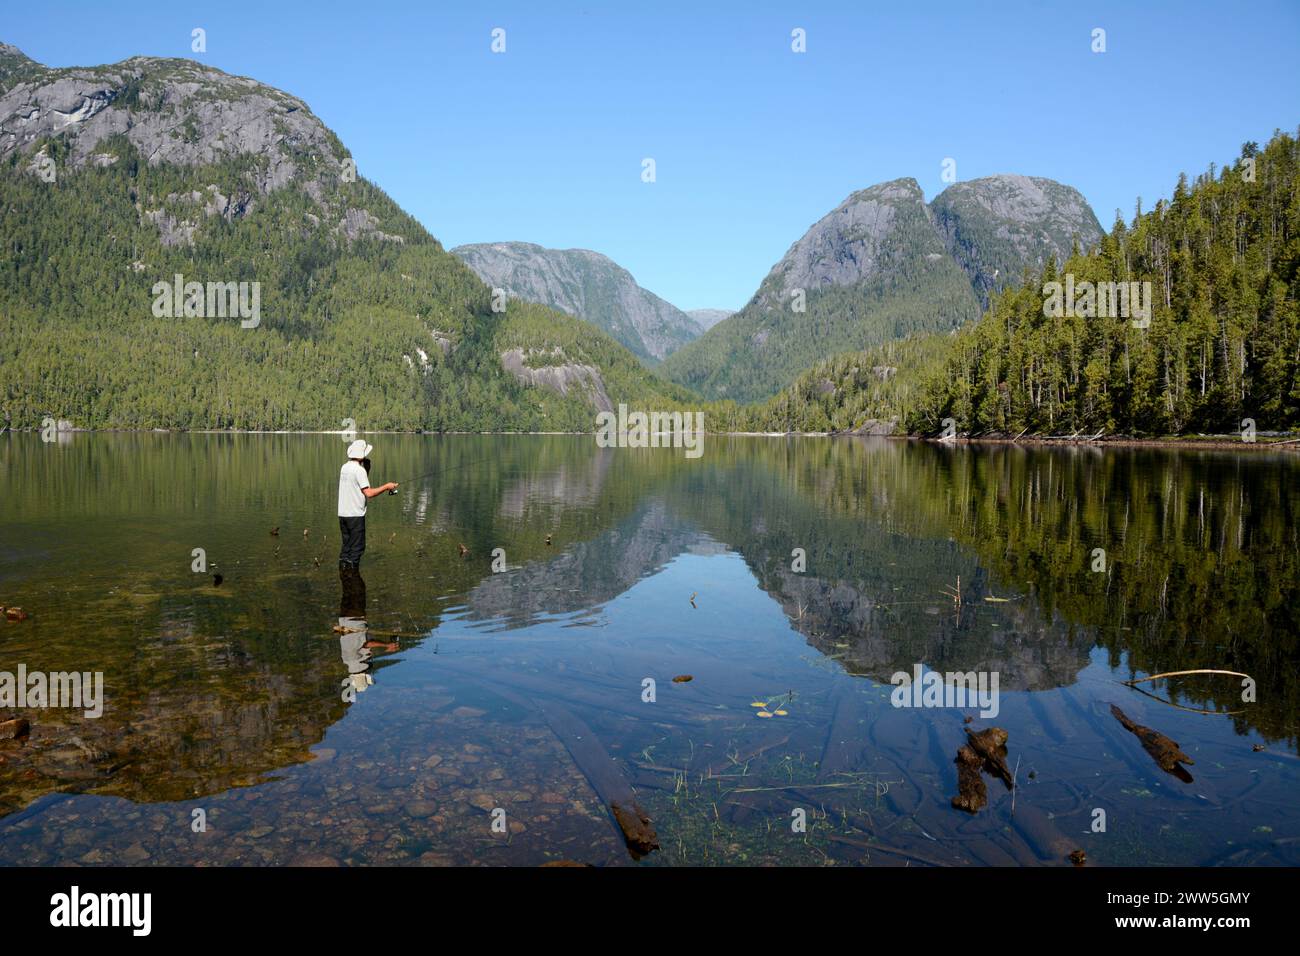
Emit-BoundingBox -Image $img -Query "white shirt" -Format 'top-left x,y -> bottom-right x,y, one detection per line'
338,460 -> 370,517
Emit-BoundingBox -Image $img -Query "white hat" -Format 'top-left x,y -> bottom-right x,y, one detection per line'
346,439 -> 373,459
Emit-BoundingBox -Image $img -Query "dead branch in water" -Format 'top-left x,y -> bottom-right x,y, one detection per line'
1124,681 -> 1247,716
1121,668 -> 1250,685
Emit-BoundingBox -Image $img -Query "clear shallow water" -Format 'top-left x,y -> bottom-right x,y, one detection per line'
0,433 -> 1297,866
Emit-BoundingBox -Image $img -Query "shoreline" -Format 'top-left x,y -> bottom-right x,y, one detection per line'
4,427 -> 1299,451
896,434 -> 1300,452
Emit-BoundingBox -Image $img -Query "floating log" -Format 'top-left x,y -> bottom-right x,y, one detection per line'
964,727 -> 1014,789
951,745 -> 988,813
1110,704 -> 1195,783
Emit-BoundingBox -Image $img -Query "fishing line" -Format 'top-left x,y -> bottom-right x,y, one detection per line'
382,456 -> 502,494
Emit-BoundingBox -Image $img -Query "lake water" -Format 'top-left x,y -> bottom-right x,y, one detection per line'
1,433 -> 1297,866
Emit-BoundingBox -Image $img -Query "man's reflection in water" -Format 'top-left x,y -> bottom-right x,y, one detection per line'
337,567 -> 397,702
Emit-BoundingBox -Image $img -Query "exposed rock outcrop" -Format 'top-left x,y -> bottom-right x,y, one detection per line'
500,347 -> 614,413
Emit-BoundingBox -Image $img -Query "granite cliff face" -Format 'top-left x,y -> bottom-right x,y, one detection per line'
0,45 -> 344,200
759,178 -> 946,299
453,241 -> 701,361
661,174 -> 1102,402
930,174 -> 1103,304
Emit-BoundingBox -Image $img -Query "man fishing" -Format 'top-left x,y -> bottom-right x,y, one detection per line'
338,439 -> 398,570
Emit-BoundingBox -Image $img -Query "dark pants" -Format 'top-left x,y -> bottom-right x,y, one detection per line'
339,515 -> 366,568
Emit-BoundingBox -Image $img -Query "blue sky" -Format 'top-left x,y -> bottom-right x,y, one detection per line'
7,1 -> 1299,310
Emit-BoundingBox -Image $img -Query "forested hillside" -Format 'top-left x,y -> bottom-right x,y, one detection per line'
910,130 -> 1300,437
738,333 -> 950,433
746,131 -> 1298,439
0,46 -> 691,432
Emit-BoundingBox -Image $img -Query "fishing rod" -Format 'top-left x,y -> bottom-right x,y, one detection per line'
379,456 -> 503,494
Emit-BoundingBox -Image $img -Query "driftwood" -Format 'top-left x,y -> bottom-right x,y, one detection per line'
1122,668 -> 1250,685
964,727 -> 1014,789
1110,704 -> 1195,783
951,745 -> 988,813
949,727 -> 1013,814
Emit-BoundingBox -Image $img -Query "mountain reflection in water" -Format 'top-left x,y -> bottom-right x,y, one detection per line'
0,433 -> 1296,866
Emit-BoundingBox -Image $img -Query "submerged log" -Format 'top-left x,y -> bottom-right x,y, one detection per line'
458,675 -> 660,857
610,801 -> 657,854
537,700 -> 659,858
1110,704 -> 1195,783
817,685 -> 865,782
1012,800 -> 1078,862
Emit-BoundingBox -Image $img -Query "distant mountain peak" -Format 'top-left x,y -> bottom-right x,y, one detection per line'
849,176 -> 923,200
452,240 -> 701,361
930,174 -> 1102,303
759,175 -> 941,304
0,46 -> 343,197
686,308 -> 734,332
662,171 -> 1102,402
0,43 -> 684,432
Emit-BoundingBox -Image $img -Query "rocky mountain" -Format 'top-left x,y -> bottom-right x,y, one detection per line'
686,308 -> 733,332
0,44 -> 690,431
930,174 -> 1103,304
452,241 -> 701,362
661,175 -> 1102,403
